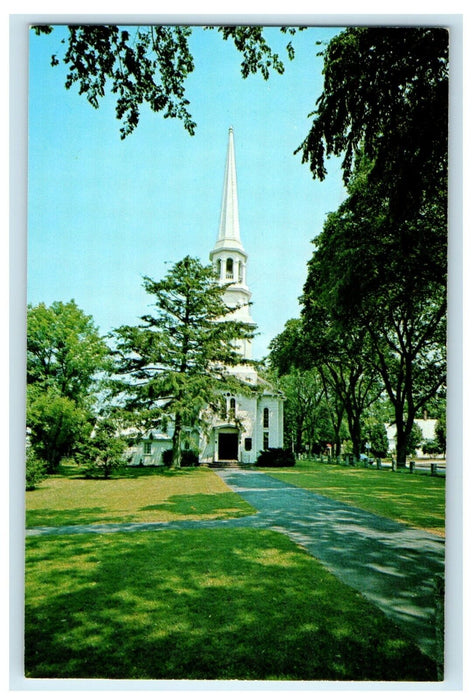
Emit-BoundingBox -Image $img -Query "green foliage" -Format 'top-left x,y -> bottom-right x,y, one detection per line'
27,300 -> 109,404
25,447 -> 47,491
77,418 -> 127,479
435,415 -> 446,454
162,448 -> 199,467
256,448 -> 296,467
298,27 -> 448,224
363,419 -> 389,458
27,388 -> 91,473
26,300 -> 109,472
112,256 -> 257,468
406,422 -> 424,456
422,438 -> 441,456
301,161 -> 446,466
33,24 -> 301,139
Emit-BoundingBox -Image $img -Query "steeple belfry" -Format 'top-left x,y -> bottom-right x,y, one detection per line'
210,127 -> 256,359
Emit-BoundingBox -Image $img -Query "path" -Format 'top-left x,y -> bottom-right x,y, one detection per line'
26,468 -> 445,659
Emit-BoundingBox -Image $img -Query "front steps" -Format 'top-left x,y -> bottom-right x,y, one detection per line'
209,460 -> 240,469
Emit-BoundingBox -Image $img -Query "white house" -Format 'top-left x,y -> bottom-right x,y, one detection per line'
128,128 -> 284,466
385,418 -> 439,457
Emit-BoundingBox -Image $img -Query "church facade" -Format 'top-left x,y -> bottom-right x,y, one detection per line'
128,128 -> 284,466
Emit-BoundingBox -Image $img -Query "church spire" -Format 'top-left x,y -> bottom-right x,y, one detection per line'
210,127 -> 256,360
216,127 -> 244,251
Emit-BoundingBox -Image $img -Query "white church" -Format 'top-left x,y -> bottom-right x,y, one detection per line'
128,128 -> 284,466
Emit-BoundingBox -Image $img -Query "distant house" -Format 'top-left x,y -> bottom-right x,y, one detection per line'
126,128 -> 284,466
385,418 -> 439,457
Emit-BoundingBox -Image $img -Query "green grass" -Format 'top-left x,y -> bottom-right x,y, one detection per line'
25,528 -> 436,681
26,465 -> 256,528
261,461 -> 445,535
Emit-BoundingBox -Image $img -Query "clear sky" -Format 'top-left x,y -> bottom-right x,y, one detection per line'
28,24 -> 347,359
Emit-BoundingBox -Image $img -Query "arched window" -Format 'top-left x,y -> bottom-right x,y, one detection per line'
263,407 -> 270,429
226,258 -> 233,279
229,397 -> 236,419
216,258 -> 222,278
238,261 -> 243,283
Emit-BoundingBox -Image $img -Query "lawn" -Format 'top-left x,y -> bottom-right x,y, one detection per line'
25,528 -> 437,681
261,461 -> 446,536
26,465 -> 256,528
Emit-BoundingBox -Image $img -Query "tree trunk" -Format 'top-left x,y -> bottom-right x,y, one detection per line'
171,413 -> 183,469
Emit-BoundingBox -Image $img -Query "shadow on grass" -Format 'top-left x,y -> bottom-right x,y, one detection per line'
26,508 -> 117,528
25,528 -> 437,681
140,493 -> 255,518
265,464 -> 445,533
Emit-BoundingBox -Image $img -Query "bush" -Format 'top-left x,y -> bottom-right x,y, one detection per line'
162,448 -> 199,467
422,438 -> 440,456
256,448 -> 296,467
25,447 -> 47,491
162,449 -> 173,466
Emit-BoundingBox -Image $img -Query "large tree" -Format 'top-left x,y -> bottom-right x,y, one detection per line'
302,163 -> 446,467
298,27 -> 448,229
26,300 -> 109,472
269,315 -> 381,458
33,24 -> 301,139
112,256 -> 256,468
296,28 -> 448,466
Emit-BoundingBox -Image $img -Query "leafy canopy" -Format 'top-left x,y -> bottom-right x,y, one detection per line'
33,24 -> 302,139
298,27 -> 448,222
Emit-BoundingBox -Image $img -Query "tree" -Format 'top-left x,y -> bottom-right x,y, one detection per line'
276,368 -> 325,454
25,446 -> 46,491
301,161 -> 446,467
33,24 -> 301,139
298,27 -> 448,229
27,300 -> 110,472
77,417 -> 127,479
27,300 -> 109,404
268,316 -> 376,458
435,415 -> 447,455
27,387 -> 91,473
112,256 -> 256,468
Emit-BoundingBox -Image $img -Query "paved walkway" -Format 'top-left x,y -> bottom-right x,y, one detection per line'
26,468 -> 445,659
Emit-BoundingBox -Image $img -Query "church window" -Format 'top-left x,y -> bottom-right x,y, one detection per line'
263,407 -> 270,429
216,258 -> 222,278
238,261 -> 243,283
245,438 -> 252,451
263,432 -> 269,450
229,397 -> 236,419
144,442 -> 152,455
226,258 -> 234,279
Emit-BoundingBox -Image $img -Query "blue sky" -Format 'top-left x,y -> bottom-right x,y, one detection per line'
28,24 -> 347,359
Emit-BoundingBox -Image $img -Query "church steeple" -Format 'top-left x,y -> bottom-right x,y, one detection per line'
210,127 -> 256,359
217,126 -> 243,250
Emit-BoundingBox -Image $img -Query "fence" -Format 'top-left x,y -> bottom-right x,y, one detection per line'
307,453 -> 446,477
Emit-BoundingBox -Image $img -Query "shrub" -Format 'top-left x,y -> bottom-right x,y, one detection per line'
256,448 -> 296,467
422,438 -> 440,456
78,419 -> 127,479
162,449 -> 173,466
181,450 -> 199,466
162,448 -> 199,467
25,447 -> 47,491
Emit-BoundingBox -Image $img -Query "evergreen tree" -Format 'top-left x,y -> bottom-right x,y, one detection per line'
112,256 -> 256,468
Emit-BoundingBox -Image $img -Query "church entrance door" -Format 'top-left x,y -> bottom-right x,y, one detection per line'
218,432 -> 239,461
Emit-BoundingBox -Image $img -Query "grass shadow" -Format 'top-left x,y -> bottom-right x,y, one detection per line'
140,493 -> 255,518
25,528 -> 437,681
